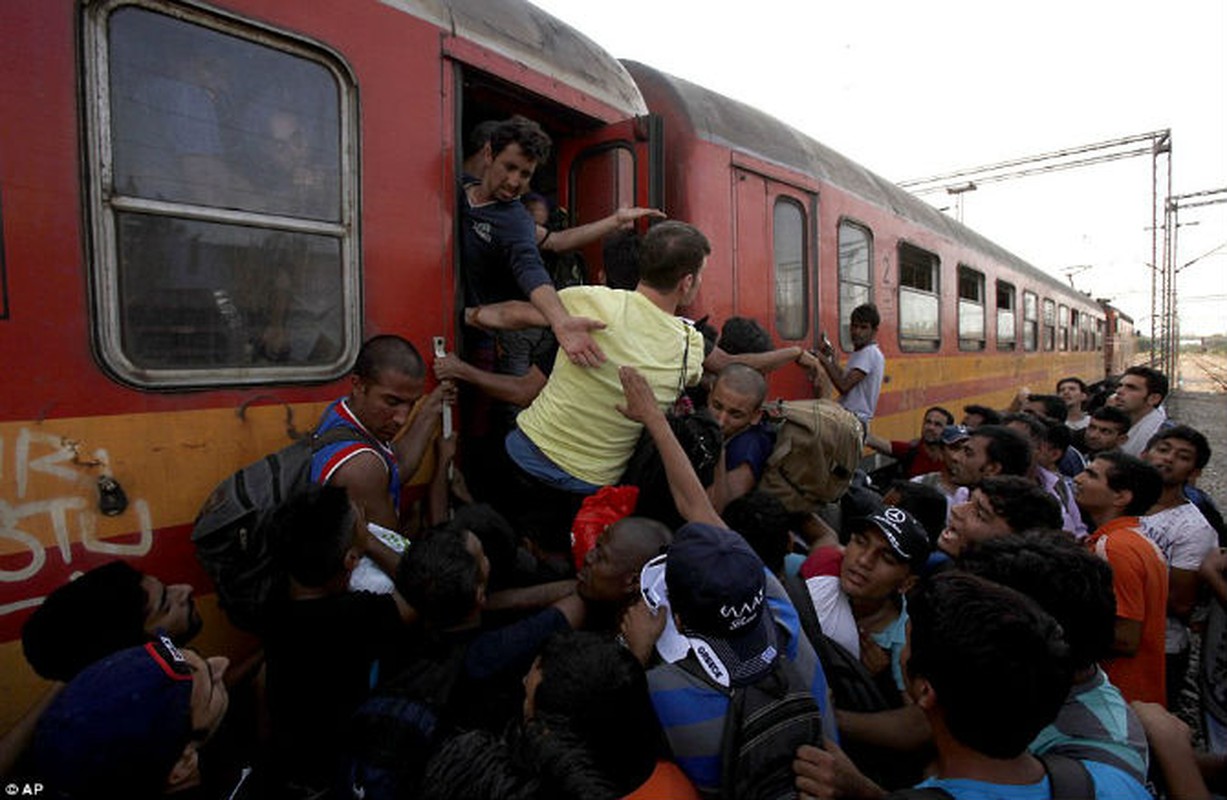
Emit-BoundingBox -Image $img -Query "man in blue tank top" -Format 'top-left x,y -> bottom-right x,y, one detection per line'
311,335 -> 448,531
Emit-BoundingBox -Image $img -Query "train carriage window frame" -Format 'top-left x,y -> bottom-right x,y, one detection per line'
82,1 -> 360,388
897,241 -> 940,352
772,198 -> 809,341
996,280 -> 1016,351
1022,291 -> 1038,352
837,219 -> 873,352
1042,298 -> 1056,352
1058,303 -> 1070,351
957,265 -> 986,351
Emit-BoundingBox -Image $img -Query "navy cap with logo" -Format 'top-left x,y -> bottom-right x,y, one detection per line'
32,635 -> 196,798
854,507 -> 931,564
666,523 -> 779,687
941,424 -> 971,445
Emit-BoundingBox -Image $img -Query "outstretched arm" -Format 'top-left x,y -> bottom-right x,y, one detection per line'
465,301 -> 548,332
434,352 -> 547,408
704,345 -> 820,376
617,366 -> 724,528
538,207 -> 666,252
527,284 -> 606,367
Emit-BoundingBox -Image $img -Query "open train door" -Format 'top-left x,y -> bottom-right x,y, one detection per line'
555,114 -> 663,279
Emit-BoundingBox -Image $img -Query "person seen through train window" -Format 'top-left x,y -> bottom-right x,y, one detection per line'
1109,366 -> 1170,456
817,303 -> 885,428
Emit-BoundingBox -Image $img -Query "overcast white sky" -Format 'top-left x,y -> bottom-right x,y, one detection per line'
529,0 -> 1227,336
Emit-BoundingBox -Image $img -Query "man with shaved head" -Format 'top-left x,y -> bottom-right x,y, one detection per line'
707,363 -> 774,511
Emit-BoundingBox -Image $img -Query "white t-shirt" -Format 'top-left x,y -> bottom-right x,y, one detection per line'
1121,406 -> 1167,456
1141,501 -> 1217,652
840,342 -> 885,424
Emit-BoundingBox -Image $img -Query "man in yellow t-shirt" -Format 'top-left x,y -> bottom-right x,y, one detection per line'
504,222 -> 708,549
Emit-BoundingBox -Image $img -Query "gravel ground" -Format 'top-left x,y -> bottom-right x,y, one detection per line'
1167,353 -> 1227,505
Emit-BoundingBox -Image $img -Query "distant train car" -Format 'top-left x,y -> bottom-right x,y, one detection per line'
1102,301 -> 1138,375
0,0 -> 1122,732
624,61 -> 1109,444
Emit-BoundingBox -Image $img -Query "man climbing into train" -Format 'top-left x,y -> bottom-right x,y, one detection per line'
817,303 -> 885,428
461,114 -> 665,373
311,334 -> 451,532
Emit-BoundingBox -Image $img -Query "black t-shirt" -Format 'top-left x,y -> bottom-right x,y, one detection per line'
264,591 -> 406,787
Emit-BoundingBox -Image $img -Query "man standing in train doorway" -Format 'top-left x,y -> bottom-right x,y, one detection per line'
817,303 -> 885,429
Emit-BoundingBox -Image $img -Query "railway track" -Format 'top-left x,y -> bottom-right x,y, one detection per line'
1188,354 -> 1227,392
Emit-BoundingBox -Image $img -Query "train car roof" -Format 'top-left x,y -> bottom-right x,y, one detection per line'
380,0 -> 647,117
624,60 -> 1097,309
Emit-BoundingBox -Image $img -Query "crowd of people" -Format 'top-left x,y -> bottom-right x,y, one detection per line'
7,114 -> 1227,800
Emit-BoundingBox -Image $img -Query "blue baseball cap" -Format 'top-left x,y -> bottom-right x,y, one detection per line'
666,523 -> 778,687
941,424 -> 971,445
32,635 -> 196,797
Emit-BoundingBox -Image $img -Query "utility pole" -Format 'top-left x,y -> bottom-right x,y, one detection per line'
1165,187 -> 1227,383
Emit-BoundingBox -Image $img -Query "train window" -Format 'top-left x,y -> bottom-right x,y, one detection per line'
1096,318 -> 1105,351
898,242 -> 940,352
1023,291 -> 1038,351
838,220 -> 873,350
1041,298 -> 1056,351
84,4 -> 357,386
957,266 -> 986,351
773,199 -> 808,340
996,281 -> 1016,351
1058,304 -> 1070,351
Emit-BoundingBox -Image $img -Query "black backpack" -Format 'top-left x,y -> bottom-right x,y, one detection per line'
886,752 -> 1092,799
191,425 -> 376,633
679,646 -> 823,800
339,644 -> 467,800
619,409 -> 722,531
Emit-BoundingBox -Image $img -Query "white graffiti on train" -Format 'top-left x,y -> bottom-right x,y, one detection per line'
0,429 -> 153,591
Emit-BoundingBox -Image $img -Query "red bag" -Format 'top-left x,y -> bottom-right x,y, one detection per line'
570,485 -> 639,572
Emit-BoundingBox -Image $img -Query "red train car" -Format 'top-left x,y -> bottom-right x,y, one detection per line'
0,0 -> 659,729
624,62 -> 1109,445
0,0 -> 1121,730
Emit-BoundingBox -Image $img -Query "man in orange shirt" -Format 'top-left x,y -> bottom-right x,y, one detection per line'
1074,451 -> 1168,705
